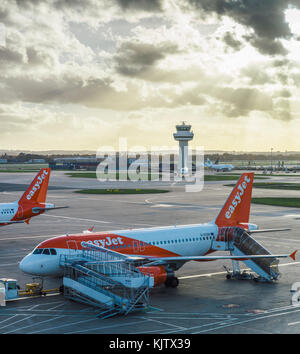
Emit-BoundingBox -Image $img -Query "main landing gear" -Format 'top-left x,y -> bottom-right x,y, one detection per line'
165,277 -> 179,288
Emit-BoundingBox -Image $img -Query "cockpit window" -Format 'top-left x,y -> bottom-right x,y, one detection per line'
32,248 -> 57,255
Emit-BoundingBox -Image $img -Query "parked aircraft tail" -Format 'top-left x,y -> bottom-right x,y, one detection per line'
214,172 -> 254,227
18,168 -> 51,205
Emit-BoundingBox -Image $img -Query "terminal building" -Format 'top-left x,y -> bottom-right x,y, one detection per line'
49,157 -> 101,170
49,156 -> 155,171
48,156 -> 175,172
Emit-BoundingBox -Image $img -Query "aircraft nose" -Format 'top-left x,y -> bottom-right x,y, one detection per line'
19,255 -> 43,275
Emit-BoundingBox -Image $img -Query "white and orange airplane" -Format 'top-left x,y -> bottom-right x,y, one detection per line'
0,168 -> 62,226
19,173 -> 296,287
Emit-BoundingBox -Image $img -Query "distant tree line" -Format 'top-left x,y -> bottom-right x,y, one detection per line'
205,153 -> 300,162
1,152 -> 300,164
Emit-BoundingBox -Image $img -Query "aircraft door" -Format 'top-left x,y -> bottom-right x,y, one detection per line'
66,239 -> 78,254
132,240 -> 145,253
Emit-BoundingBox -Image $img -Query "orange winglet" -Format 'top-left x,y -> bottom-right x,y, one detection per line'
88,225 -> 95,232
289,250 -> 297,261
25,218 -> 30,225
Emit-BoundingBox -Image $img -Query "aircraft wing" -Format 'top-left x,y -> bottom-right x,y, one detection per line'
145,251 -> 297,265
249,228 -> 291,234
0,220 -> 26,225
32,206 -> 69,213
0,218 -> 31,226
80,242 -> 297,267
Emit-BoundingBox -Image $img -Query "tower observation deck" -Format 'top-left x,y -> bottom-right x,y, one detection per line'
173,122 -> 194,174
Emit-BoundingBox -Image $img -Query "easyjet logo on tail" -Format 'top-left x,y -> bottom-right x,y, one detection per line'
225,175 -> 251,219
26,170 -> 49,201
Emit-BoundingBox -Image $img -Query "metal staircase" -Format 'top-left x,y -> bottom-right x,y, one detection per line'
60,242 -> 151,318
216,227 -> 280,281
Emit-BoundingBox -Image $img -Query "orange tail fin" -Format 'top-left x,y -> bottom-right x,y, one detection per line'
215,172 -> 254,227
19,168 -> 51,204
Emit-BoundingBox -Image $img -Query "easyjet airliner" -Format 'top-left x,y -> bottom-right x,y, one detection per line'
19,173 -> 296,287
0,168 -> 63,226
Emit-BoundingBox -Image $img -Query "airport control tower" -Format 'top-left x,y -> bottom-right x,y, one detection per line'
173,122 -> 194,173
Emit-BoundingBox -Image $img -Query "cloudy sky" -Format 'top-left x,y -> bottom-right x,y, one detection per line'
1,0 -> 300,152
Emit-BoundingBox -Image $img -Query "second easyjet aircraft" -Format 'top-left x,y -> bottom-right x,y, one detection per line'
0,168 -> 64,226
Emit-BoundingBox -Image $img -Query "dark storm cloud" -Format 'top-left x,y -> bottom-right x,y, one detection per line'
0,72 -> 180,110
115,41 -> 180,77
212,86 -> 273,116
0,74 -> 116,106
0,7 -> 9,23
0,37 -> 56,70
13,0 -> 162,14
273,58 -> 292,67
0,47 -> 24,65
188,0 -> 300,55
244,35 -> 288,56
116,0 -> 162,11
222,32 -> 243,51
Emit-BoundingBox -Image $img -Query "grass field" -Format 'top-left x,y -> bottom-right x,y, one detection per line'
252,197 -> 300,208
205,174 -> 269,181
0,164 -> 48,172
225,182 -> 300,190
66,172 -> 269,181
75,189 -> 170,194
253,182 -> 300,190
66,172 -> 152,180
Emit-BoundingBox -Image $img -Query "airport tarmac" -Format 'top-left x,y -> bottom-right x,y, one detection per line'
1,170 -> 300,334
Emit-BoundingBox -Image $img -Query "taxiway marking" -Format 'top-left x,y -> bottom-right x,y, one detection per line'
288,319 -> 300,326
193,307 -> 300,334
64,320 -> 149,334
4,315 -> 66,334
40,214 -> 158,227
41,214 -> 111,224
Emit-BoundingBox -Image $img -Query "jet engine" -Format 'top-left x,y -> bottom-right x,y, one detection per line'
138,266 -> 178,287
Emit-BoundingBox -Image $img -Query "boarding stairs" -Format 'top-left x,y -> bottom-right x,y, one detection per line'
60,242 -> 151,318
216,227 -> 280,282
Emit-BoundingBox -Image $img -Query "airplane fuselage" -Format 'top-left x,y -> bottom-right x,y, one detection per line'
207,164 -> 233,171
0,202 -> 18,223
0,201 -> 55,226
20,223 -> 219,276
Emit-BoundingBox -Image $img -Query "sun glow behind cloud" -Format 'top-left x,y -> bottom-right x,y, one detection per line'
285,8 -> 300,36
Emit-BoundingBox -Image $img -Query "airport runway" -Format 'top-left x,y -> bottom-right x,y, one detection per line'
1,170 -> 300,334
